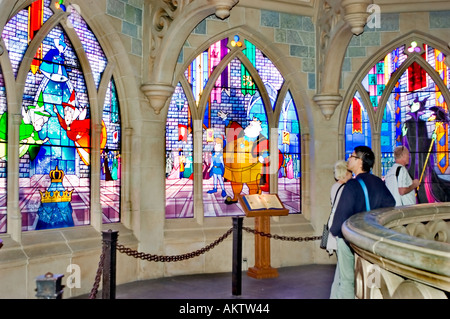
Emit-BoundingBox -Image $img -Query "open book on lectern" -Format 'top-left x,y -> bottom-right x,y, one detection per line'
242,194 -> 284,211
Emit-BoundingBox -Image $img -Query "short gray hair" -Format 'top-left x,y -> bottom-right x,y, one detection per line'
334,160 -> 348,181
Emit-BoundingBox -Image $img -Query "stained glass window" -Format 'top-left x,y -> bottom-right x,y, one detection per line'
67,6 -> 107,89
166,35 -> 302,218
101,79 -> 121,223
345,92 -> 371,158
345,41 -> 450,204
0,66 -> 6,233
2,0 -> 54,79
278,91 -> 301,213
165,83 -> 194,218
1,0 -> 121,232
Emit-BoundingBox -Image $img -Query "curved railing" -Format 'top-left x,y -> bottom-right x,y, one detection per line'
342,203 -> 450,299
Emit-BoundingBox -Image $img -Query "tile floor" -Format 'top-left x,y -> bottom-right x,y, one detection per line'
78,263 -> 336,300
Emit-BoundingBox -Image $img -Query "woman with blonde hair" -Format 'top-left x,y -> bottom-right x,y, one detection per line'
327,160 -> 352,254
328,160 -> 352,299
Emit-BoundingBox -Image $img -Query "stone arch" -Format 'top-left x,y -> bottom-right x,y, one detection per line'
142,0 -> 239,114
170,25 -> 313,136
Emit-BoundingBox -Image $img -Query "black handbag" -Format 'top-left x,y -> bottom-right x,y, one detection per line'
319,224 -> 329,249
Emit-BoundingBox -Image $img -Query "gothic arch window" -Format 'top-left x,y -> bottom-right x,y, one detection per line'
345,92 -> 372,158
165,35 -> 302,219
0,0 -> 121,232
344,39 -> 450,204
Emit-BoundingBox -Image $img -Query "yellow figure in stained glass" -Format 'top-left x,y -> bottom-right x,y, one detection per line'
218,111 -> 278,204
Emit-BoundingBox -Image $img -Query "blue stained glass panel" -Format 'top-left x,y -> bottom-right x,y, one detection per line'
278,91 -> 301,214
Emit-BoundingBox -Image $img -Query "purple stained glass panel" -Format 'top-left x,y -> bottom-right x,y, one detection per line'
101,79 -> 121,223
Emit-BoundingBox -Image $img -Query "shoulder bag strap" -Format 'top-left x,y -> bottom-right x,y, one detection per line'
327,183 -> 345,225
357,177 -> 371,211
332,183 -> 345,208
395,165 -> 403,205
395,165 -> 401,180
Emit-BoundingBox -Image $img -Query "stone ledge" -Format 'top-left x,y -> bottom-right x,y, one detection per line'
343,203 -> 450,292
0,224 -> 139,298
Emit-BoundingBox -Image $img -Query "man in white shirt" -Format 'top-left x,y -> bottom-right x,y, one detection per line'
385,146 -> 420,206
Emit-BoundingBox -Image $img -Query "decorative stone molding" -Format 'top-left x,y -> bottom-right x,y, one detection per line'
316,0 -> 342,90
341,0 -> 372,35
315,1 -> 354,120
354,253 -> 448,299
141,83 -> 175,115
148,0 -> 238,65
343,204 -> 450,299
149,1 -> 194,63
312,93 -> 343,120
208,0 -> 238,19
143,0 -> 239,114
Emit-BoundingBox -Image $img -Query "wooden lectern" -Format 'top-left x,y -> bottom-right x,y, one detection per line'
239,194 -> 288,279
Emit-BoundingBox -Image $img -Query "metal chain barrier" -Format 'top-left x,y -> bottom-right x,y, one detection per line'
89,224 -> 322,298
243,226 -> 322,242
116,227 -> 234,262
114,226 -> 320,263
89,243 -> 106,299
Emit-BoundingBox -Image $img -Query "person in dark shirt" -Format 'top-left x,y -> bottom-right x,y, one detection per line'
329,145 -> 395,299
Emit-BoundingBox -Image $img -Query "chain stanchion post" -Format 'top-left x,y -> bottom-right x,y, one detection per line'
102,229 -> 118,299
232,217 -> 243,296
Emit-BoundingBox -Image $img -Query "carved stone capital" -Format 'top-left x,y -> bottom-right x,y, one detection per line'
208,0 -> 239,19
341,0 -> 373,35
313,93 -> 343,120
141,83 -> 175,115
144,0 -> 240,110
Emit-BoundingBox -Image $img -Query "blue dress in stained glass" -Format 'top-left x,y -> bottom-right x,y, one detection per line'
36,167 -> 74,230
